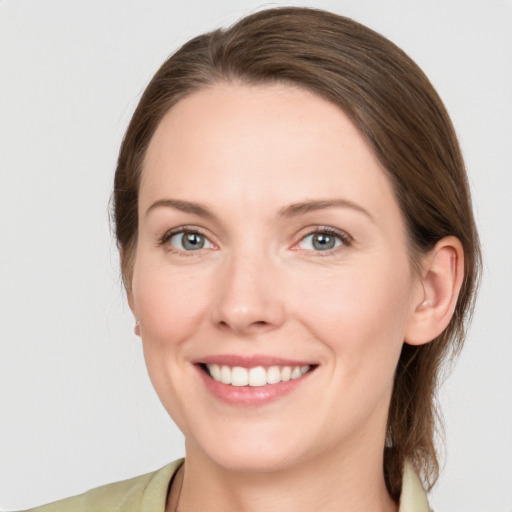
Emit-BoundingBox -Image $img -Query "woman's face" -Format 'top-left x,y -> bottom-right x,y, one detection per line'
130,83 -> 424,472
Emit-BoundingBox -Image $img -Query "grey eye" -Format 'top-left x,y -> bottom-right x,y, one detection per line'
170,232 -> 210,251
298,232 -> 343,251
312,233 -> 336,250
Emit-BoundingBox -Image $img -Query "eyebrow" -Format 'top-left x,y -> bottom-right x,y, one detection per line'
145,199 -> 217,219
145,198 -> 374,222
279,199 -> 374,222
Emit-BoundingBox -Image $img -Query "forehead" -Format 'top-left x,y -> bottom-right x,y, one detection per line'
140,82 -> 402,228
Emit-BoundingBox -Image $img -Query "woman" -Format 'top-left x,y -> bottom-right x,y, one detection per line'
26,7 -> 480,512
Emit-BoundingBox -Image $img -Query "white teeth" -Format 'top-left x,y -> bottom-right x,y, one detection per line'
209,364 -> 221,381
248,366 -> 267,387
206,364 -> 312,386
231,366 -> 248,386
281,366 -> 292,381
266,366 -> 281,384
220,365 -> 231,385
291,367 -> 302,379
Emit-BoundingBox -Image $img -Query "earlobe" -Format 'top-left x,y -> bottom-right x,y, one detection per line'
126,288 -> 141,337
405,236 -> 465,346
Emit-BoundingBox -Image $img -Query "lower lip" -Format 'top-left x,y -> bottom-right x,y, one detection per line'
196,366 -> 314,406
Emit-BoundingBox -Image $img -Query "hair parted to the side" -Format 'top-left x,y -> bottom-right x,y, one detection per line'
113,7 -> 481,500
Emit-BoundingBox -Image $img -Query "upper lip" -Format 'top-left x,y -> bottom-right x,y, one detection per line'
194,354 -> 317,368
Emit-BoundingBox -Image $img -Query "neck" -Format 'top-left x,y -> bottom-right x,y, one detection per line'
169,438 -> 397,512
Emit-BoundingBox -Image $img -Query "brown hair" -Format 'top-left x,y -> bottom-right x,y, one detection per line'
113,7 -> 480,500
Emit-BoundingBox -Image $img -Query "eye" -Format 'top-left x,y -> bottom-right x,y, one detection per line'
297,229 -> 349,252
164,230 -> 215,251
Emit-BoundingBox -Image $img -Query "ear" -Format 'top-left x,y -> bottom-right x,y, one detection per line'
404,236 -> 465,346
126,287 -> 141,337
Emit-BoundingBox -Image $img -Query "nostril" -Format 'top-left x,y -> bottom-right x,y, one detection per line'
252,320 -> 270,328
213,297 -> 286,334
217,319 -> 268,328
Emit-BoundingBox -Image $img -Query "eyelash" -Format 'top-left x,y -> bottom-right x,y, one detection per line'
157,226 -> 352,255
294,226 -> 352,255
157,226 -> 213,254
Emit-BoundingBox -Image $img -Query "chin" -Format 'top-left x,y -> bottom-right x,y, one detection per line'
186,425 -> 312,474
208,446 -> 304,474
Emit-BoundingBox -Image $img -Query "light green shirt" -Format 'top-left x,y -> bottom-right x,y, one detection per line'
24,459 -> 431,512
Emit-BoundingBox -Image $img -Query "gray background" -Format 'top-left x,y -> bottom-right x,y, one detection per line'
1,1 -> 511,510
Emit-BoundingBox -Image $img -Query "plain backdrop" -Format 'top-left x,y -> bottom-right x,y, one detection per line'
1,1 -> 511,510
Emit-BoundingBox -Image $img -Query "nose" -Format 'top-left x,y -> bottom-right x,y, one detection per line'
211,251 -> 286,336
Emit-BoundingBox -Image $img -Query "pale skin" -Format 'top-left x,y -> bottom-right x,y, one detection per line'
128,83 -> 464,512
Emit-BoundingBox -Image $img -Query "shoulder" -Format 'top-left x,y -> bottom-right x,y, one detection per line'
23,459 -> 183,512
398,460 -> 432,512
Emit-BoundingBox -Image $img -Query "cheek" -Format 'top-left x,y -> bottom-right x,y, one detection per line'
292,259 -> 413,375
132,262 -> 214,406
131,263 -> 213,429
133,265 -> 210,344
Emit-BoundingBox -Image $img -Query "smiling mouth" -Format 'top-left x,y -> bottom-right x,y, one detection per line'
200,363 -> 315,387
